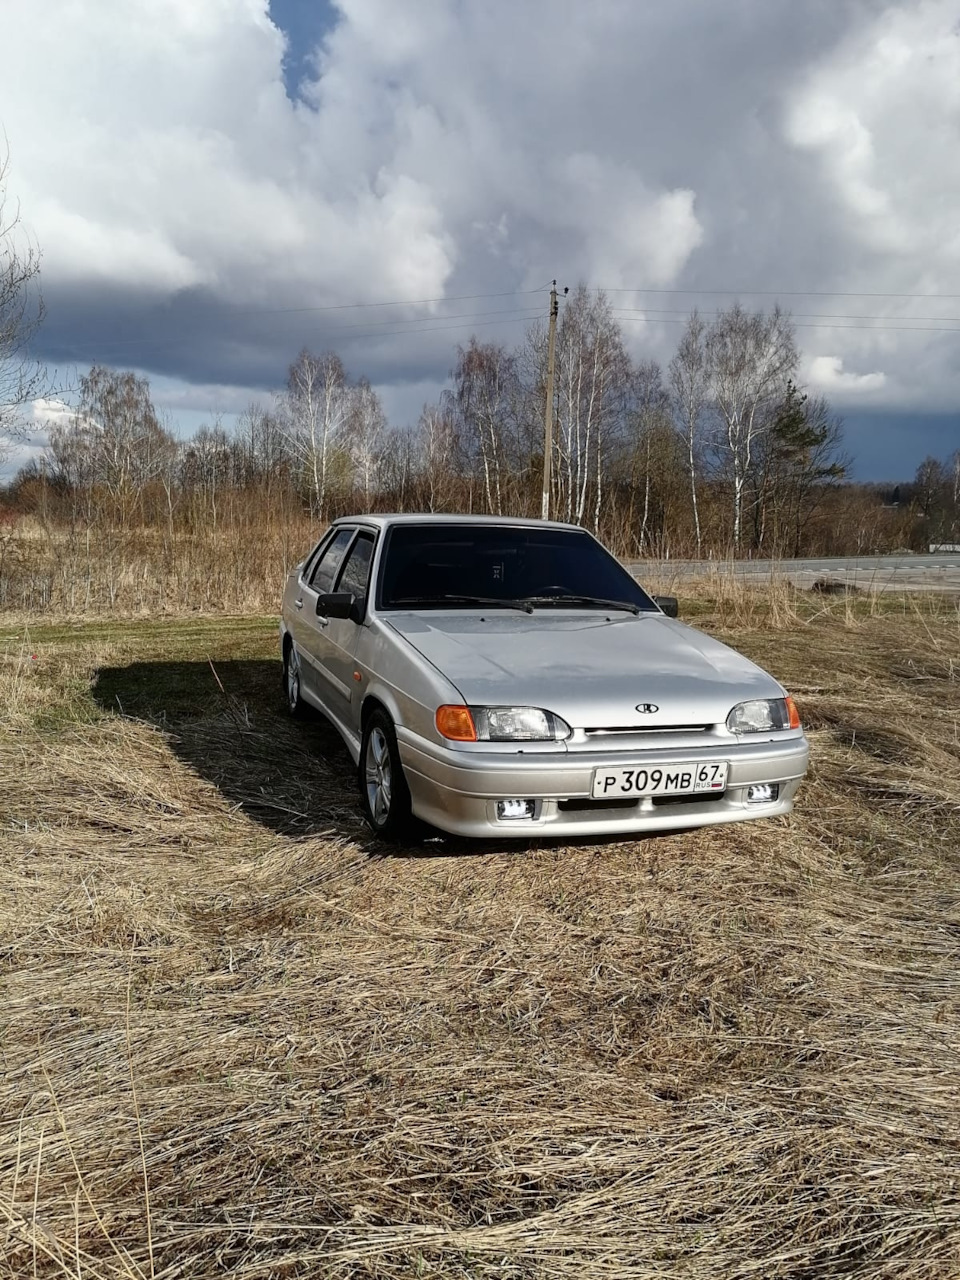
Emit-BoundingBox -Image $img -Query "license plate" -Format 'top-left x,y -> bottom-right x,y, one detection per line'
591,761 -> 728,800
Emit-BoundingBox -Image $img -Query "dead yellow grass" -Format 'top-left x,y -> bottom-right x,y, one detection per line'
1,603 -> 959,1278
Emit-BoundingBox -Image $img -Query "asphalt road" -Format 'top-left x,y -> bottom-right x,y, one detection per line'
628,553 -> 960,594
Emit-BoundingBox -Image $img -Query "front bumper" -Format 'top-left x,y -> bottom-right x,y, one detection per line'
398,731 -> 810,838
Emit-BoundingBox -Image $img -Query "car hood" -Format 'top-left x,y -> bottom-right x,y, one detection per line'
386,611 -> 784,729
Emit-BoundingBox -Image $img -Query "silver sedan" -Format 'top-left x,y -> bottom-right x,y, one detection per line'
280,514 -> 809,839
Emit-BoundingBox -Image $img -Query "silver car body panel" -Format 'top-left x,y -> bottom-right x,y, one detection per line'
279,514 -> 810,838
385,611 -> 782,731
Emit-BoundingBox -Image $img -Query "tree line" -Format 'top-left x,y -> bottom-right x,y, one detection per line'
5,287 -> 959,558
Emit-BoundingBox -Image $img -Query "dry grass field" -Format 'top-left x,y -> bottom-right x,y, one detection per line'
2,589 -> 959,1279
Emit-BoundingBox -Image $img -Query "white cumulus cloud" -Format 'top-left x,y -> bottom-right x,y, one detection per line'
786,1 -> 960,266
0,0 -> 958,467
808,355 -> 886,397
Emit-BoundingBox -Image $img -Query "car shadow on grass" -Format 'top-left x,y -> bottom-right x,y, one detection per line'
91,658 -> 666,857
92,658 -> 367,840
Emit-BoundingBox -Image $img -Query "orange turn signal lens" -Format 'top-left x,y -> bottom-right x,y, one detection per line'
785,696 -> 801,729
436,705 -> 478,741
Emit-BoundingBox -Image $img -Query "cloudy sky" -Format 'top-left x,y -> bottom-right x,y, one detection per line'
2,0 -> 959,479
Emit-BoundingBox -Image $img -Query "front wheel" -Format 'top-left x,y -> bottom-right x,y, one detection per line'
360,709 -> 412,839
283,642 -> 308,718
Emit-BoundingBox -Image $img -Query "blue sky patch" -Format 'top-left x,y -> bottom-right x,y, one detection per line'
269,0 -> 339,98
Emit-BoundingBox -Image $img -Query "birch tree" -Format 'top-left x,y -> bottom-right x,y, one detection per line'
233,404 -> 291,498
0,149 -> 45,462
281,349 -> 349,519
415,399 -> 461,511
624,361 -> 680,556
552,287 -> 629,530
344,378 -> 387,507
73,366 -> 171,528
669,311 -> 708,556
454,340 -> 519,515
705,305 -> 798,551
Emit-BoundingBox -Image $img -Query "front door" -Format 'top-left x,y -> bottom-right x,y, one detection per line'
313,530 -> 376,738
291,527 -> 355,705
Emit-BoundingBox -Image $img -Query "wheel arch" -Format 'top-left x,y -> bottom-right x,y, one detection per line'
360,692 -> 395,733
360,684 -> 405,733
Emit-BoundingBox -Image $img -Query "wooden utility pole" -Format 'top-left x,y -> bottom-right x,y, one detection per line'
540,281 -> 559,521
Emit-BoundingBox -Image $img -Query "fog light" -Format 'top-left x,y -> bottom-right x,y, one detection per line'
497,799 -> 536,820
746,783 -> 779,804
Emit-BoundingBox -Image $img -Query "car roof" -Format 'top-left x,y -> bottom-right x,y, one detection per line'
332,513 -> 585,532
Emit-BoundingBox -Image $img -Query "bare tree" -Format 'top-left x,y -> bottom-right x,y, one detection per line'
914,449 -> 960,548
454,339 -> 519,515
71,366 -> 171,528
669,311 -> 708,556
704,305 -> 798,551
233,403 -> 291,497
0,148 -> 45,462
551,287 -> 629,529
48,411 -> 99,532
622,361 -> 681,556
344,378 -> 387,508
415,399 -> 461,511
280,349 -> 349,519
179,421 -> 231,531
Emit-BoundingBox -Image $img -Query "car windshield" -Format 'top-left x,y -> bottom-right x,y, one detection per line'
378,525 -> 657,612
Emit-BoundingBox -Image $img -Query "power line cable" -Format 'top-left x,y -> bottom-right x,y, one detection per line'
612,305 -> 960,324
52,305 -> 544,351
52,310 -> 544,358
601,285 -> 960,300
240,286 -> 545,314
612,311 -> 960,334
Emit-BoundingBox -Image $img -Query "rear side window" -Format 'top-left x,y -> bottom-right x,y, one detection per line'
336,532 -> 375,602
308,528 -> 354,593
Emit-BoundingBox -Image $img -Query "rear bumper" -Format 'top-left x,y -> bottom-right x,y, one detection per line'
398,731 -> 810,838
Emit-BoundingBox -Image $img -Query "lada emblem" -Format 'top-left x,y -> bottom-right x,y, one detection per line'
636,703 -> 659,714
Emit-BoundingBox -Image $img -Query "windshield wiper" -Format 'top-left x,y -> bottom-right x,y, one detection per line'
392,594 -> 534,613
523,594 -> 643,615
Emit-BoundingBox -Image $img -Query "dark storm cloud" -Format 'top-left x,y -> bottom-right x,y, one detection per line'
3,0 -> 959,474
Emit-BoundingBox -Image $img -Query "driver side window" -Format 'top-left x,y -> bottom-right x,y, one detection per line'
308,528 -> 354,593
336,532 -> 375,604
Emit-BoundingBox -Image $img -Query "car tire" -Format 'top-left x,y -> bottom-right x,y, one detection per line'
283,641 -> 309,718
360,708 -> 412,840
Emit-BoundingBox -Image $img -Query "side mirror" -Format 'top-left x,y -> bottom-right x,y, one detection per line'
316,591 -> 356,621
654,595 -> 679,619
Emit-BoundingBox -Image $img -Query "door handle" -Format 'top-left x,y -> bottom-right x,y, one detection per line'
295,597 -> 303,610
317,615 -> 329,628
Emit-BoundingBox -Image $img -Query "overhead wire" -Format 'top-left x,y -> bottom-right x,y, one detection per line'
55,304 -> 544,351
612,305 -> 960,324
51,309 -> 544,358
612,311 -> 960,334
41,280 -> 960,359
599,285 -> 960,301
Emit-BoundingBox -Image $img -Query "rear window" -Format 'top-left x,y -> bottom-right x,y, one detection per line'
378,525 -> 655,610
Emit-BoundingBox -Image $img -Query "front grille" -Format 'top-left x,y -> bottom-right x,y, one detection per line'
557,791 -> 725,814
558,797 -> 640,813
583,724 -> 711,737
652,791 -> 725,807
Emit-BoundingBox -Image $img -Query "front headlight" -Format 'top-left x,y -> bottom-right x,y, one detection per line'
435,705 -> 571,742
473,706 -> 571,741
726,697 -> 801,733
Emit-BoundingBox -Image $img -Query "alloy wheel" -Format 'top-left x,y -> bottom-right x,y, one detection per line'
364,726 -> 393,826
286,648 -> 301,711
